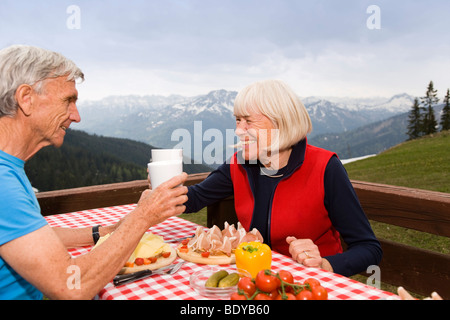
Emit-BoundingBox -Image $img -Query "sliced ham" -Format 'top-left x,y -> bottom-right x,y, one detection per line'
218,235 -> 233,256
186,222 -> 263,255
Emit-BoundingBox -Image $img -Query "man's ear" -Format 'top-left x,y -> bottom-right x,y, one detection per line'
15,84 -> 34,116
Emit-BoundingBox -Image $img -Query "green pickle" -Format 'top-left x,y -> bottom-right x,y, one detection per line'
205,270 -> 229,287
218,273 -> 240,288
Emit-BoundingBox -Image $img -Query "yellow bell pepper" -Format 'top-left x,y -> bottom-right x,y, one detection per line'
235,241 -> 272,278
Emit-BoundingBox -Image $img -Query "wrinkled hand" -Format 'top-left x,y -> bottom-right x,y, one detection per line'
136,172 -> 188,227
286,236 -> 323,268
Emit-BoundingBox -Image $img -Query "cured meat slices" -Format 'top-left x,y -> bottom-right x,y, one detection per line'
187,222 -> 263,257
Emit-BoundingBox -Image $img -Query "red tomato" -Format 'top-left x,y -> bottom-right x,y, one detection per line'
230,292 -> 247,300
255,270 -> 279,293
201,251 -> 210,258
276,293 -> 296,300
161,252 -> 171,258
296,289 -> 315,300
254,293 -> 272,300
312,285 -> 328,300
179,246 -> 188,253
237,277 -> 256,297
303,278 -> 321,288
134,258 -> 144,266
266,289 -> 279,300
278,270 -> 294,284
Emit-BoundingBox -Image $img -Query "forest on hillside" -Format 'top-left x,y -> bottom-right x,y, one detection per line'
25,129 -> 211,192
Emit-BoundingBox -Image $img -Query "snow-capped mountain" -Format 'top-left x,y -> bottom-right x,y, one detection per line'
301,93 -> 413,113
74,90 -> 415,164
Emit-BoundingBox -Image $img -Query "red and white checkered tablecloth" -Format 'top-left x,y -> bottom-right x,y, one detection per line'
45,204 -> 398,300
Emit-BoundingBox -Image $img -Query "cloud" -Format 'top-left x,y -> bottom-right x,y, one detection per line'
1,0 -> 449,100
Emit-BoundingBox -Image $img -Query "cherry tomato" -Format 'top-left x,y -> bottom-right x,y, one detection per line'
181,239 -> 189,245
278,270 -> 294,284
312,285 -> 328,300
230,292 -> 247,300
134,258 -> 144,266
255,270 -> 279,293
201,251 -> 210,258
254,293 -> 272,300
179,246 -> 188,253
162,252 -> 171,258
237,277 -> 256,297
276,292 -> 296,300
303,278 -> 320,288
266,289 -> 279,300
296,289 -> 315,300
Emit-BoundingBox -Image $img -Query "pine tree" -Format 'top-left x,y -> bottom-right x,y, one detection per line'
420,81 -> 439,135
440,89 -> 450,131
407,98 -> 422,140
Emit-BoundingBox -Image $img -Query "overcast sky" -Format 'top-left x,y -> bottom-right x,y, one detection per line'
1,0 -> 449,102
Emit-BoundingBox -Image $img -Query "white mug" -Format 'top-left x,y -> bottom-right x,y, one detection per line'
151,149 -> 183,162
147,159 -> 183,189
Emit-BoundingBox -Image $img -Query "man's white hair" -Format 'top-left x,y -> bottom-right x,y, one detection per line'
0,45 -> 84,117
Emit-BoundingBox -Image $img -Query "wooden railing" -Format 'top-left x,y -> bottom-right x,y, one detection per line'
37,173 -> 208,215
37,173 -> 450,299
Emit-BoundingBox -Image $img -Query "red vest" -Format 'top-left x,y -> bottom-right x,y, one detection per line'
230,144 -> 343,257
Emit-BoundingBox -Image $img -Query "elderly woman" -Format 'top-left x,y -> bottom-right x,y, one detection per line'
184,80 -> 382,276
0,45 -> 188,299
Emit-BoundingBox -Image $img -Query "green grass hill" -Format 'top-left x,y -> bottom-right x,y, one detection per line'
344,130 -> 449,257
344,130 -> 450,193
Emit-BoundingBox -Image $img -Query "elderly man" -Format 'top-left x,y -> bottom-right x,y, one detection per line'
0,45 -> 188,299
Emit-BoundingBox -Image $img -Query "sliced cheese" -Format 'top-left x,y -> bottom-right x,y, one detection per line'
92,232 -> 170,263
127,232 -> 171,262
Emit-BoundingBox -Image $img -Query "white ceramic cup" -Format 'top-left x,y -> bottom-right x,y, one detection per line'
151,149 -> 183,162
147,159 -> 183,189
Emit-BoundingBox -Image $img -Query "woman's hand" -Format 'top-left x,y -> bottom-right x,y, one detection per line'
286,236 -> 332,271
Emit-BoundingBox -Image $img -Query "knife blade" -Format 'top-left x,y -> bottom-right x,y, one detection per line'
113,265 -> 172,287
164,235 -> 193,243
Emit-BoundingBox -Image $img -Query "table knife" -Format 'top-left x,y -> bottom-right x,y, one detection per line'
113,265 -> 172,287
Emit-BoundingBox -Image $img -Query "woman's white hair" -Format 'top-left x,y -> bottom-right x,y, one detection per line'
234,79 -> 312,152
0,45 -> 84,117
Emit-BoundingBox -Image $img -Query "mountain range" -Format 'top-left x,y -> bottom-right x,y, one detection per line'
74,90 -> 419,163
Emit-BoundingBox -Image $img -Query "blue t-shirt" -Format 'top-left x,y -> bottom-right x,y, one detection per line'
0,150 -> 48,300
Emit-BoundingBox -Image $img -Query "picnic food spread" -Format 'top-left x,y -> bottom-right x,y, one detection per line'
46,207 -> 398,300
176,222 -> 264,265
93,221 -> 328,299
94,232 -> 177,274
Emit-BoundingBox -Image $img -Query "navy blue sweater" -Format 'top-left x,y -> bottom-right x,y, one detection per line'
184,140 -> 382,276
